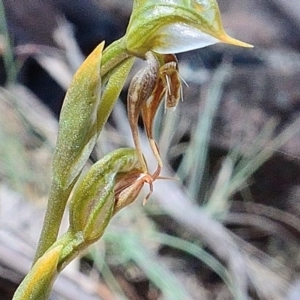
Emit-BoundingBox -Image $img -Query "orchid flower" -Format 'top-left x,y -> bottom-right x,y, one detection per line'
14,1 -> 252,299
125,0 -> 252,174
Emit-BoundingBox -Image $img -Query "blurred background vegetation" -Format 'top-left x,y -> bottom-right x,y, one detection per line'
0,0 -> 300,299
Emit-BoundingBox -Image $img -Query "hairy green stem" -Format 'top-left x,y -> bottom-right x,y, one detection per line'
33,183 -> 74,264
100,37 -> 131,83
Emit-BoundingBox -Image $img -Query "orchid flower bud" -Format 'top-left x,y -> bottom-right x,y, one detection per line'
69,148 -> 148,242
125,0 -> 252,56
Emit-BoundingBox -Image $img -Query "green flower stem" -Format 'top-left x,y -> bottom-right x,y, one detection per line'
97,56 -> 135,133
100,37 -> 131,83
33,184 -> 74,264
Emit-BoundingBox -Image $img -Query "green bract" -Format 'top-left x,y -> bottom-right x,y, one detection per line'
13,246 -> 62,300
53,42 -> 104,190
